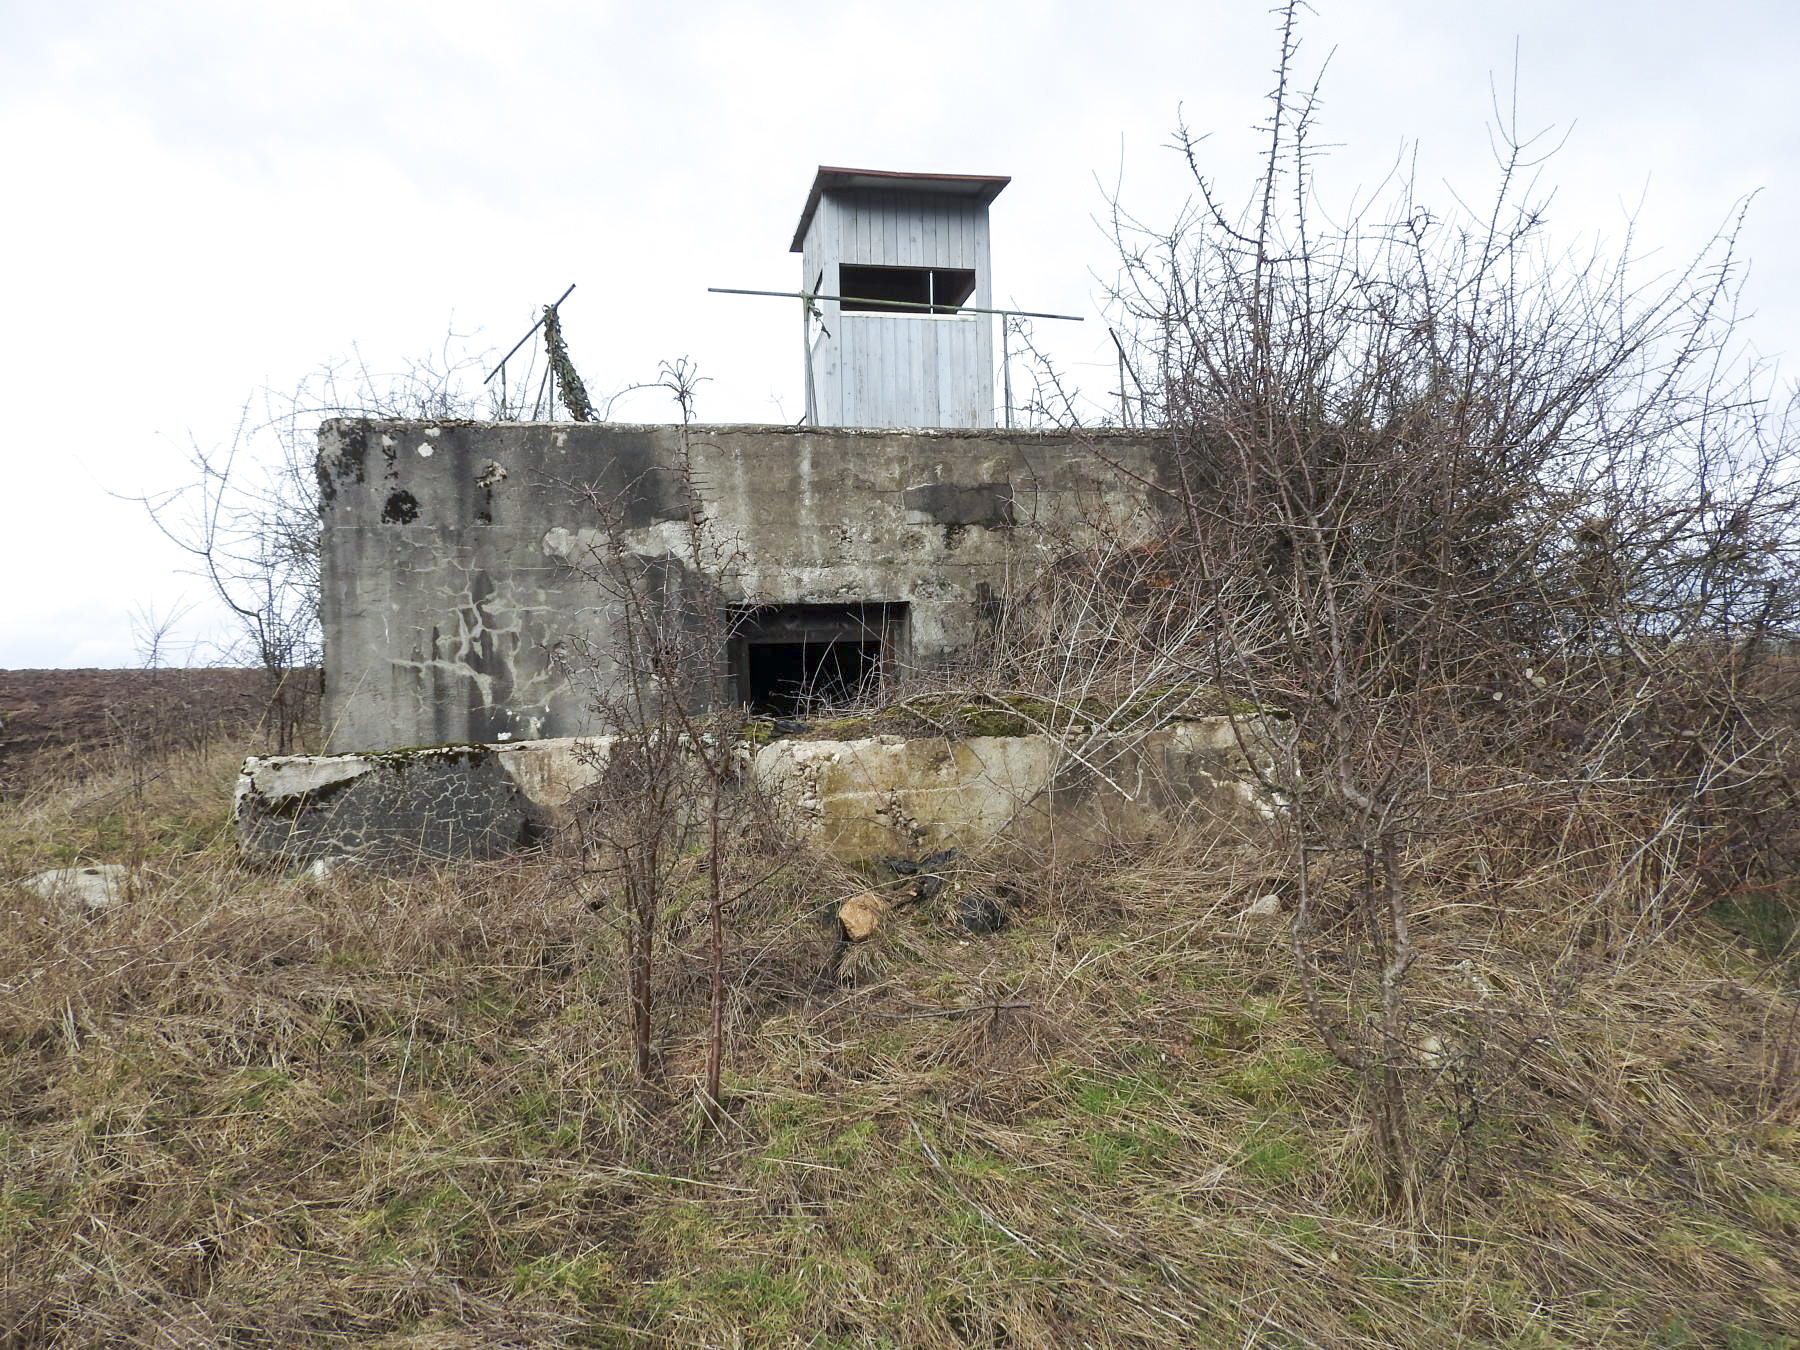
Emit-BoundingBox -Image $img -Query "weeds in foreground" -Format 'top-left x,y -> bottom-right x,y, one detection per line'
3,739 -> 1799,1347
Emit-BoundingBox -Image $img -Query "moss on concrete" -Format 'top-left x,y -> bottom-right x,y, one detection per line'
764,683 -> 1279,743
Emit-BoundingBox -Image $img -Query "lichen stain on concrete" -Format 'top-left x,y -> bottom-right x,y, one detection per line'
387,563 -> 560,746
315,420 -> 371,510
382,490 -> 420,524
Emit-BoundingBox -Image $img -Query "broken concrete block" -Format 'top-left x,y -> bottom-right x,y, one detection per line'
752,717 -> 1291,862
235,745 -> 547,864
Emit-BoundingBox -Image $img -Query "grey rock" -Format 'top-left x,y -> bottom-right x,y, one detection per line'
1241,893 -> 1285,922
25,864 -> 129,914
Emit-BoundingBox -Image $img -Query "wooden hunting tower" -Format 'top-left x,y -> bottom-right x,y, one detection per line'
793,166 -> 1009,429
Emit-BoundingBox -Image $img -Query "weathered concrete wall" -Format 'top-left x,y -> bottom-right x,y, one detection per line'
319,421 -> 1176,753
752,718 -> 1290,859
237,716 -> 1289,865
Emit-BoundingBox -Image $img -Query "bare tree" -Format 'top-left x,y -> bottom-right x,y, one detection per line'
1048,2 -> 1800,1210
559,359 -> 761,1120
124,332 -> 499,750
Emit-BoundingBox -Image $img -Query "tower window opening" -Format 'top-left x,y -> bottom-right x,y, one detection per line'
840,265 -> 977,315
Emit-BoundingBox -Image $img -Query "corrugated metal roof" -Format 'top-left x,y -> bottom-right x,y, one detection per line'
790,166 -> 1010,253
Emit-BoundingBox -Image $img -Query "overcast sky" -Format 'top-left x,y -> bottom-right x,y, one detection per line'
2,0 -> 1794,668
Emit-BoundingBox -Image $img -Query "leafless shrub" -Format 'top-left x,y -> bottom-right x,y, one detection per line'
123,333 -> 495,751
555,359 -> 765,1119
1009,1 -> 1800,1210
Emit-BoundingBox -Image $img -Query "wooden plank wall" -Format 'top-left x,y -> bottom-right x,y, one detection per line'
804,190 -> 996,428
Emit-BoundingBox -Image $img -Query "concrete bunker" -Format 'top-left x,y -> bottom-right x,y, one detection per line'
240,166 -> 1294,865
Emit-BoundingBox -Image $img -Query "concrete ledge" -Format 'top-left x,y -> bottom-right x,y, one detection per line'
753,719 -> 1289,859
234,743 -> 583,864
236,717 -> 1289,865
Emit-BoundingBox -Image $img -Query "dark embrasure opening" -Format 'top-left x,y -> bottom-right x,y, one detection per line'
730,603 -> 908,716
743,639 -> 883,715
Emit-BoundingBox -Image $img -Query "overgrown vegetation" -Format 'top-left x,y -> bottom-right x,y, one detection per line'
965,0 -> 1800,1213
5,738 -> 1800,1346
556,357 -> 752,1111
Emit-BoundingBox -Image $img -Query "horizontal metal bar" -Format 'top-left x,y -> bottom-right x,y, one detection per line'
708,286 -> 1083,322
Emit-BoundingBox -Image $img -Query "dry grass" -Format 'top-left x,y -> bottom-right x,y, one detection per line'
3,741 -> 1800,1347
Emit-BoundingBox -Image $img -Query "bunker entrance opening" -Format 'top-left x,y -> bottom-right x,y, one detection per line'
730,603 -> 908,717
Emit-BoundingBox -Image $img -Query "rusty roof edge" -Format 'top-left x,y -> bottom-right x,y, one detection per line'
789,166 -> 1012,253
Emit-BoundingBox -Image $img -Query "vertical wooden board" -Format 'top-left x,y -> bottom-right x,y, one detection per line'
823,209 -> 843,423
932,321 -> 951,427
904,200 -> 924,267
929,321 -> 952,426
858,194 -> 877,266
940,198 -> 957,269
846,320 -> 864,425
970,322 -> 992,427
933,198 -> 964,269
881,193 -> 901,268
976,315 -> 996,425
890,318 -> 906,426
869,320 -> 888,426
940,322 -> 968,426
803,208 -> 821,422
864,316 -> 878,424
835,320 -> 850,425
910,319 -> 930,426
854,318 -> 871,425
960,324 -> 975,428
802,213 -> 820,423
891,320 -> 909,426
823,212 -> 842,325
973,209 -> 992,307
894,320 -> 915,427
828,209 -> 845,424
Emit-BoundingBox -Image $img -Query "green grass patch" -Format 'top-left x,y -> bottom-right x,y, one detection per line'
1710,893 -> 1800,981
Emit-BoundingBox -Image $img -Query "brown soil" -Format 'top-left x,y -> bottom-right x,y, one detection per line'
0,668 -> 314,788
